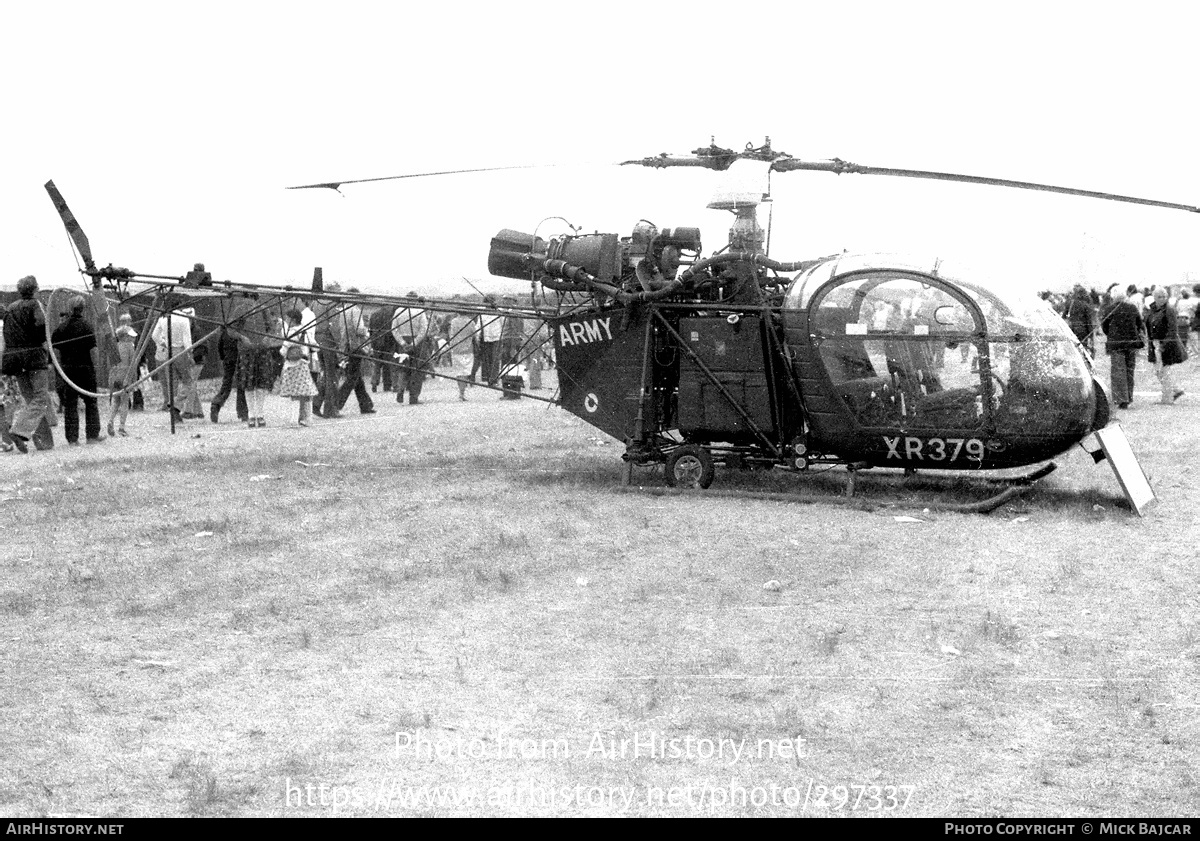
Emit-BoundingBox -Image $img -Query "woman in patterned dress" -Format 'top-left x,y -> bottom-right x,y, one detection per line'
279,309 -> 318,426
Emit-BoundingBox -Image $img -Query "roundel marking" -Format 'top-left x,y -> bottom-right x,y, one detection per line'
584,393 -> 599,413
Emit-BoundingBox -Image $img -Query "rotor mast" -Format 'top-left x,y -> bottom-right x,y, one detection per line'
622,138 -> 791,258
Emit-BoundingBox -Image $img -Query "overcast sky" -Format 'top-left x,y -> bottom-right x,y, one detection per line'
3,1 -> 1198,297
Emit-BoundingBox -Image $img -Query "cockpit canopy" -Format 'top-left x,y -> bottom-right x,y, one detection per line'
784,254 -> 1098,442
785,253 -> 1078,340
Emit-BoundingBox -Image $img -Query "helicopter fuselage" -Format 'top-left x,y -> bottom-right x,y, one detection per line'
550,253 -> 1109,475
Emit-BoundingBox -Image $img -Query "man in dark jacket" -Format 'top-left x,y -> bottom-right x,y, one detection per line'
209,319 -> 249,423
1100,285 -> 1144,409
1064,285 -> 1097,355
0,276 -> 54,452
368,304 -> 397,392
1146,287 -> 1186,404
50,297 -> 103,444
311,288 -> 345,419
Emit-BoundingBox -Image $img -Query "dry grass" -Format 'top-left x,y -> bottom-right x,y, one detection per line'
0,359 -> 1198,817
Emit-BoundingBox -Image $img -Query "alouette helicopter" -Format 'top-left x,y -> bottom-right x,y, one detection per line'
45,138 -> 1190,509
469,138 -> 1186,506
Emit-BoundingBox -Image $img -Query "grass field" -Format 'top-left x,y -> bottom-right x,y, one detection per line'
1,356 -> 1197,817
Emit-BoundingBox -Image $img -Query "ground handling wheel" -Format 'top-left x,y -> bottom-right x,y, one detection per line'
665,445 -> 715,489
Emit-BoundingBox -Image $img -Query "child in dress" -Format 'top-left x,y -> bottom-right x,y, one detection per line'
106,313 -> 138,437
279,309 -> 318,426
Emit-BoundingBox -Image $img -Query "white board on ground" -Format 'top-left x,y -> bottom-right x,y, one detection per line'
1093,424 -> 1157,516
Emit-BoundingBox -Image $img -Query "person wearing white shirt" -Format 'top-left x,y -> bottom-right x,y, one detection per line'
178,307 -> 206,419
1126,285 -> 1144,317
478,297 -> 503,386
150,307 -> 195,423
1175,288 -> 1198,353
448,310 -> 481,400
299,304 -> 318,375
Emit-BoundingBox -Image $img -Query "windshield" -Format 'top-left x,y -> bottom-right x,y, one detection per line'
951,279 -> 1078,341
786,254 -> 1080,343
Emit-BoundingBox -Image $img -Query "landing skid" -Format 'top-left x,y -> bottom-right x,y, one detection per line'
842,461 -> 1057,511
620,456 -> 1058,515
984,462 -> 1058,486
616,483 -> 1031,514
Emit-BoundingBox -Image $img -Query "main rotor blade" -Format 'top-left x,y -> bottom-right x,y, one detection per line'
771,158 -> 1200,214
287,163 -> 562,191
44,180 -> 97,272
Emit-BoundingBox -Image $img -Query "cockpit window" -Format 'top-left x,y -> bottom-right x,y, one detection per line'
788,257 -> 1099,439
953,281 -> 1078,341
810,274 -> 980,338
810,273 -> 985,430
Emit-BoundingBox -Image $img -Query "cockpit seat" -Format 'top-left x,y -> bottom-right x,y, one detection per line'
913,386 -> 983,428
836,376 -> 902,426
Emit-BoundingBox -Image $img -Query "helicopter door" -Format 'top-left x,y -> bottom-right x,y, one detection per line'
810,275 -> 986,432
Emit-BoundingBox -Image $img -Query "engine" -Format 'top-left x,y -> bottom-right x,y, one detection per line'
487,222 -> 702,293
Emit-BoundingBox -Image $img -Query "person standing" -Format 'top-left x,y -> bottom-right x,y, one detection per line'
0,303 -> 17,452
434,312 -> 454,367
180,307 -> 207,419
0,375 -> 17,453
478,297 -> 503,387
1126,284 -> 1145,319
1175,287 -> 1198,354
150,304 -> 195,425
279,309 -> 318,426
0,276 -> 54,453
1100,286 -> 1144,410
106,313 -> 138,437
1191,285 -> 1200,356
368,304 -> 398,392
448,309 -> 480,400
391,295 -> 433,405
1146,287 -> 1186,404
311,288 -> 345,419
334,291 -> 375,415
50,297 -> 103,445
525,319 -> 547,389
499,297 -> 525,370
298,298 -> 319,385
234,310 -> 283,427
209,315 -> 249,423
1064,285 -> 1097,356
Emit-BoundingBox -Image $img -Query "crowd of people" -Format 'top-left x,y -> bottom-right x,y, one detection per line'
1,278 -> 552,454
1044,282 -> 1197,409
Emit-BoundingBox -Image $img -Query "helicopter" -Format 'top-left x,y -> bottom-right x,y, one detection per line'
43,138 -> 1190,508
464,138 -> 1190,501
